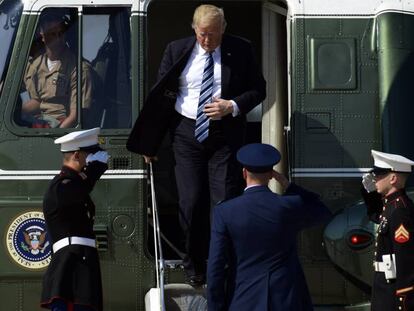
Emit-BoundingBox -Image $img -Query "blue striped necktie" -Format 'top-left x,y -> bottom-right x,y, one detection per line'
195,52 -> 214,143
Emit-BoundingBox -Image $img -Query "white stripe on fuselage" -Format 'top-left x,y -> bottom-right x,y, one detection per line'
0,169 -> 146,180
291,168 -> 371,178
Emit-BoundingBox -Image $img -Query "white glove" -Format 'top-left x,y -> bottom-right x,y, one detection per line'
86,151 -> 109,164
362,173 -> 376,193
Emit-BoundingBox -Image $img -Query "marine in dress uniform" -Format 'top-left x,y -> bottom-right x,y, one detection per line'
362,150 -> 414,311
207,143 -> 332,311
40,128 -> 109,311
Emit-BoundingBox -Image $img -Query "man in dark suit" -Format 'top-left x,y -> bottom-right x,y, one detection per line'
127,4 -> 266,284
207,143 -> 332,311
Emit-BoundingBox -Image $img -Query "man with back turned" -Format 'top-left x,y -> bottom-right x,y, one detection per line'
207,143 -> 332,310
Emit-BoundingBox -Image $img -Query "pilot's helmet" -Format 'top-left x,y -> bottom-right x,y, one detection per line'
237,143 -> 281,173
54,127 -> 102,153
371,149 -> 414,176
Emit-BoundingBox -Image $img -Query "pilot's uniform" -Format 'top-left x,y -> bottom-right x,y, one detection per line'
24,48 -> 92,127
207,143 -> 333,311
40,128 -> 108,311
362,150 -> 414,311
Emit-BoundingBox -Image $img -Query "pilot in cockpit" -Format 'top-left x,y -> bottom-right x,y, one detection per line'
22,10 -> 92,128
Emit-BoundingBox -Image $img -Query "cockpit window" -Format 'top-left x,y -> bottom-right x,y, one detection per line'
14,6 -> 131,130
0,0 -> 22,95
16,8 -> 84,128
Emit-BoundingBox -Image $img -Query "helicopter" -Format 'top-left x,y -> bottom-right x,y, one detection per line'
1,0 -> 414,310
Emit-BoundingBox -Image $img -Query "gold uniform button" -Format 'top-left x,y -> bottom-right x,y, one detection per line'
400,297 -> 403,301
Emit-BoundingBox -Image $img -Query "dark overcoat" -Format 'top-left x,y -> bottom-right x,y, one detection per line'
40,162 -> 107,310
127,34 -> 266,155
207,184 -> 332,311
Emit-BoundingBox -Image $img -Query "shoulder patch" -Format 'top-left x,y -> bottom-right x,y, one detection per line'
395,224 -> 410,243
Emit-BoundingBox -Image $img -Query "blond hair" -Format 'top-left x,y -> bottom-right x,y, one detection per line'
192,4 -> 227,30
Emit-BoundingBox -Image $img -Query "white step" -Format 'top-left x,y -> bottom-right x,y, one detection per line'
145,283 -> 207,311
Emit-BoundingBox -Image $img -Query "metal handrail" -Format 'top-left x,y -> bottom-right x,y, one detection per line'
149,162 -> 166,311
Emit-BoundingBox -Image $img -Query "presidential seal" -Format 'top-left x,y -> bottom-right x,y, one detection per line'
6,211 -> 51,269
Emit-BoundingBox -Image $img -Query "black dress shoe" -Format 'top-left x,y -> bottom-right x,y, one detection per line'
185,274 -> 206,287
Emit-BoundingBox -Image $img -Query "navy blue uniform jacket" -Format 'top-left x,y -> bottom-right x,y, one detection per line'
41,162 -> 107,310
362,189 -> 414,311
207,183 -> 332,311
127,34 -> 266,155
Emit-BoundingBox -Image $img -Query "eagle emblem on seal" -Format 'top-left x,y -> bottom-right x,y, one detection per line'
21,225 -> 49,255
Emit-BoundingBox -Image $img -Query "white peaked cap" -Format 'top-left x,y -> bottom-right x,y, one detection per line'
371,149 -> 414,173
54,128 -> 100,152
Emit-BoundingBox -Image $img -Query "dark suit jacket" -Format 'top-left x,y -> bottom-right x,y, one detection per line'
207,184 -> 333,311
127,34 -> 266,156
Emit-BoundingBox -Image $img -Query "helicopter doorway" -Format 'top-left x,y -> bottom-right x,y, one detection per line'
261,2 -> 288,192
145,0 -> 283,266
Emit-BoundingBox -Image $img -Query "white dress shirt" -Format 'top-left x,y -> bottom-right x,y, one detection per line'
175,43 -> 239,120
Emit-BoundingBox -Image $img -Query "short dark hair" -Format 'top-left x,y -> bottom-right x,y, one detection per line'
39,10 -> 69,32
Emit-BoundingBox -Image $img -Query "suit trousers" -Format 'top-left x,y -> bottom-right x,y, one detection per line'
170,112 -> 242,276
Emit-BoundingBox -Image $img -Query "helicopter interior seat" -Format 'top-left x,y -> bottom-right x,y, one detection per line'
60,14 -> 106,129
89,10 -> 131,129
89,36 -> 116,128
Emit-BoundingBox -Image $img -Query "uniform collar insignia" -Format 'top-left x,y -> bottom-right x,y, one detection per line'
383,190 -> 406,204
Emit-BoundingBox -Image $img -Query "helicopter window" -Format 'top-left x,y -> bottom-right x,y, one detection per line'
15,8 -> 87,129
14,6 -> 132,130
0,1 -> 22,96
83,7 -> 132,129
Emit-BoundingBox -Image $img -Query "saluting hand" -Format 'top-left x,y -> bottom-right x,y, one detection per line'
86,151 -> 110,164
204,98 -> 233,119
272,170 -> 290,192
